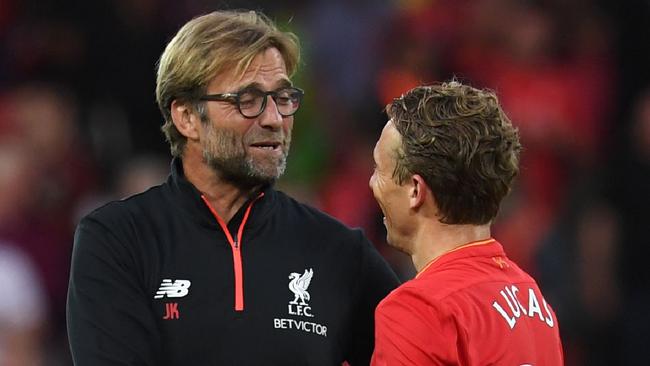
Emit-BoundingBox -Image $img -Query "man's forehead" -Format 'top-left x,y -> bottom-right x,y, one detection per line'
376,120 -> 401,163
209,48 -> 290,91
380,120 -> 401,147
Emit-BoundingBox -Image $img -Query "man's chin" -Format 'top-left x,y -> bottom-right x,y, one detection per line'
204,155 -> 284,188
248,158 -> 286,181
232,166 -> 284,189
245,172 -> 278,187
386,234 -> 411,255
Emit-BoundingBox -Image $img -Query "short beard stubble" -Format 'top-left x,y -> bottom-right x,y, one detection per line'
200,116 -> 291,189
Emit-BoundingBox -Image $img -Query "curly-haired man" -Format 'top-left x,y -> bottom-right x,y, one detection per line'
369,81 -> 563,365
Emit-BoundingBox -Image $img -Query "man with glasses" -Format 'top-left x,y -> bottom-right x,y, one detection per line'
67,10 -> 398,365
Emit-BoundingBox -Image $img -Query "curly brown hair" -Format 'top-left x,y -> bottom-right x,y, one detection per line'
387,81 -> 522,225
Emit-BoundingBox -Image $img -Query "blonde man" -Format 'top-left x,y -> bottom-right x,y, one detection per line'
67,10 -> 398,365
369,82 -> 563,365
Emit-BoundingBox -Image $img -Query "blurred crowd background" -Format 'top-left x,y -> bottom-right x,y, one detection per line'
0,0 -> 648,364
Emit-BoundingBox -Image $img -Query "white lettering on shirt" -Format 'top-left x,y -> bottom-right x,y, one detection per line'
492,300 -> 517,329
542,298 -> 554,327
492,285 -> 556,330
528,288 -> 544,321
273,318 -> 327,337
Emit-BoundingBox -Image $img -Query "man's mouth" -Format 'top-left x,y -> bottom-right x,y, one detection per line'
250,141 -> 282,151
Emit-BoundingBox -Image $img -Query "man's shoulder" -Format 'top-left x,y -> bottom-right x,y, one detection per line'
377,281 -> 445,320
386,277 -> 441,304
406,264 -> 473,296
397,255 -> 540,307
385,262 -> 488,307
378,269 -> 489,320
81,184 -> 167,229
273,189 -> 363,237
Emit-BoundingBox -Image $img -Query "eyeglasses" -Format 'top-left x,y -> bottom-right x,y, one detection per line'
199,87 -> 304,119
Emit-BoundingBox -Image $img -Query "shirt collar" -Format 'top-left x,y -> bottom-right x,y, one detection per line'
416,238 -> 504,278
164,157 -> 276,231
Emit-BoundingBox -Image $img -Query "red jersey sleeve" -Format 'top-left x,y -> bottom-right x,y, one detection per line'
371,286 -> 459,365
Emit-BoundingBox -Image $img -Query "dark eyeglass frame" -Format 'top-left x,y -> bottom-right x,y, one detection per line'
198,87 -> 305,119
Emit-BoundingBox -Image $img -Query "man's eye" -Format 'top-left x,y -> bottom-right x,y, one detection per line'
239,92 -> 260,107
275,96 -> 292,105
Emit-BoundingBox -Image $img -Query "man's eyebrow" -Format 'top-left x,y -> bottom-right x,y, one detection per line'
235,79 -> 293,92
234,82 -> 262,92
275,79 -> 293,88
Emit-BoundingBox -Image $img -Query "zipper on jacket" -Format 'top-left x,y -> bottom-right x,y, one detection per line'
201,192 -> 264,311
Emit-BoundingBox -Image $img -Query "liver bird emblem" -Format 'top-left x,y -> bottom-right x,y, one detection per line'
288,268 -> 313,305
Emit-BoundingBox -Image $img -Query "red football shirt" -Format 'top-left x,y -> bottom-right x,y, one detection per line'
371,239 -> 563,365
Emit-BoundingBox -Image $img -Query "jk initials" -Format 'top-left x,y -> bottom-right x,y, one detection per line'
163,303 -> 180,320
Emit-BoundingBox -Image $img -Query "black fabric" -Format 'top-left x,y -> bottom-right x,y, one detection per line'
67,158 -> 399,366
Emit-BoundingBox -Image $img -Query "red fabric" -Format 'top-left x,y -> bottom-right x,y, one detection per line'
371,240 -> 563,365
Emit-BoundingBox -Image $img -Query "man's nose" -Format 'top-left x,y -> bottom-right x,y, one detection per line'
259,96 -> 283,129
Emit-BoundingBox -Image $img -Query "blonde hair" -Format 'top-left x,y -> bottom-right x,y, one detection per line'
156,10 -> 300,157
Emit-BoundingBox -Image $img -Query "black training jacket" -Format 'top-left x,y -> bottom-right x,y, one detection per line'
67,158 -> 399,366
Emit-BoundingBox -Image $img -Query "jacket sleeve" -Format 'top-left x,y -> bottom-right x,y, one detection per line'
67,216 -> 161,366
345,232 -> 400,365
371,287 -> 458,366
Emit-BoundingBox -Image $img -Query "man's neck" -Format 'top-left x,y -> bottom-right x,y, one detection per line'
181,151 -> 258,223
411,219 -> 491,272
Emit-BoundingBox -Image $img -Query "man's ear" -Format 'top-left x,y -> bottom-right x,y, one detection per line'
170,100 -> 201,141
409,174 -> 428,210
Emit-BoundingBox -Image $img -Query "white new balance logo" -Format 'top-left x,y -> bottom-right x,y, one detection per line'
154,279 -> 191,299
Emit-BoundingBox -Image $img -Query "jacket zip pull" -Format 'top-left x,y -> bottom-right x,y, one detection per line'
201,192 -> 264,312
